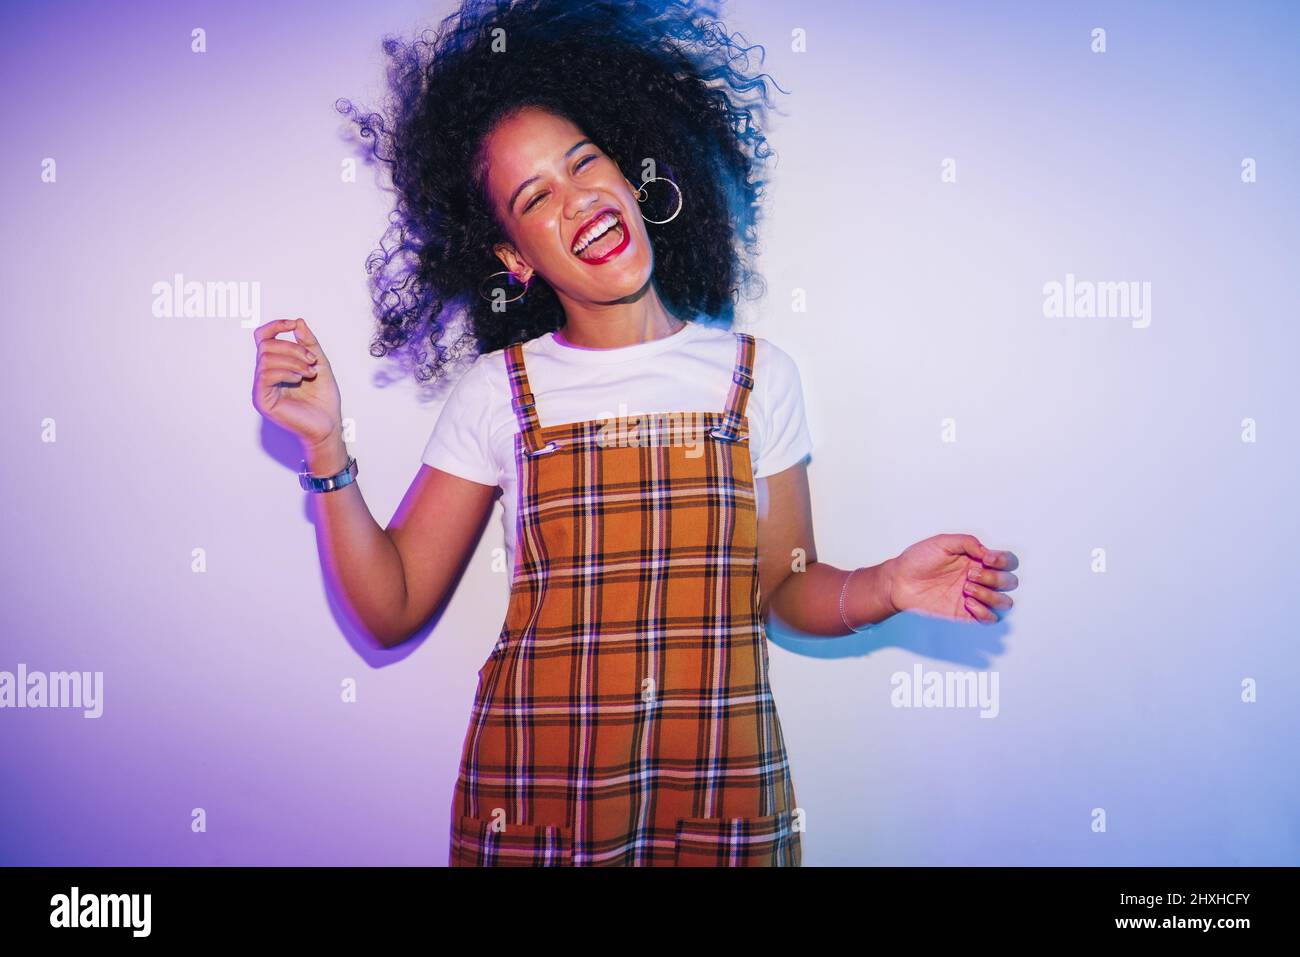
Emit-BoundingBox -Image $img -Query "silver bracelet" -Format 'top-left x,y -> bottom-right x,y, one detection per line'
838,566 -> 874,634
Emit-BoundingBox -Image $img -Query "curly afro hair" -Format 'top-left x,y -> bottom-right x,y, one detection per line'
335,0 -> 787,387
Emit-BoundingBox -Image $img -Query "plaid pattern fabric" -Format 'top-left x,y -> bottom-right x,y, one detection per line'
448,330 -> 801,866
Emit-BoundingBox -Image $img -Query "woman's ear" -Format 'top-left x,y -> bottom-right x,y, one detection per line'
493,242 -> 533,284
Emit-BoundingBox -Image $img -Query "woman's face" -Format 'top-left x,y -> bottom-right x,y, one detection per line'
480,107 -> 652,304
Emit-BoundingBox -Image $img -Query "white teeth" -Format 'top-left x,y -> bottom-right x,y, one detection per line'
572,212 -> 620,255
573,213 -> 615,253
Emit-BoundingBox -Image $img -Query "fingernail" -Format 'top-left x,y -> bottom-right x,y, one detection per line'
307,351 -> 317,362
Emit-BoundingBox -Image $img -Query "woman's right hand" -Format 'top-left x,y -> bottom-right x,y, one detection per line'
251,317 -> 343,451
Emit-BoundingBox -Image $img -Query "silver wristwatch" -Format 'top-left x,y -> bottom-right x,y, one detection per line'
299,455 -> 358,492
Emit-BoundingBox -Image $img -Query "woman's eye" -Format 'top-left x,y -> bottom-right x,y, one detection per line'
522,156 -> 597,212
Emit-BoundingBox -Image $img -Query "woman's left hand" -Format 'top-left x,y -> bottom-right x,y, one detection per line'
884,534 -> 1019,624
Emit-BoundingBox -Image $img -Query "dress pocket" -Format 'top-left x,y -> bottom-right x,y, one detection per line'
673,812 -> 799,867
452,814 -> 574,867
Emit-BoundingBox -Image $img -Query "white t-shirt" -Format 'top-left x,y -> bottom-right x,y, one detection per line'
421,320 -> 814,569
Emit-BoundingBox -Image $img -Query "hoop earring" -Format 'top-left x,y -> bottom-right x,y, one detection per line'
632,176 -> 682,224
478,270 -> 531,304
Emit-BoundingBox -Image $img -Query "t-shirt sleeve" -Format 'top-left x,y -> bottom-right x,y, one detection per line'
752,339 -> 814,478
420,357 -> 501,487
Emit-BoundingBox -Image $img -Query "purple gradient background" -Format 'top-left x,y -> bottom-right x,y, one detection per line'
2,0 -> 1297,865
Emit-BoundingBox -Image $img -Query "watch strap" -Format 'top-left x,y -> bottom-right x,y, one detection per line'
299,455 -> 358,492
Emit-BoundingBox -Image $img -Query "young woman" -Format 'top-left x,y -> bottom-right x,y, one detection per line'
251,0 -> 1018,867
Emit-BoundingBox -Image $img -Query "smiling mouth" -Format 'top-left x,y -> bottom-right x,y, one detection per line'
571,208 -> 626,261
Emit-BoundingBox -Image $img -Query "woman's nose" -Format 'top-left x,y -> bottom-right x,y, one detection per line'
566,189 -> 603,220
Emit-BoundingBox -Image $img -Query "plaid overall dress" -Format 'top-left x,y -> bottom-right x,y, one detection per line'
448,330 -> 801,866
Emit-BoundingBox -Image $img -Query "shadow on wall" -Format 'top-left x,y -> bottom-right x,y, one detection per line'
767,606 -> 1011,670
259,416 -> 497,670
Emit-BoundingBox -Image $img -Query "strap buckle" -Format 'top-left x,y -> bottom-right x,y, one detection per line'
731,369 -> 754,390
525,439 -> 561,457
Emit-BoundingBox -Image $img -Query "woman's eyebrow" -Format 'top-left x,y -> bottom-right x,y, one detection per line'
508,138 -> 595,213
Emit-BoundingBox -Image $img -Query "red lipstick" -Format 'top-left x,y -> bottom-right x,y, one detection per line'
571,206 -> 631,265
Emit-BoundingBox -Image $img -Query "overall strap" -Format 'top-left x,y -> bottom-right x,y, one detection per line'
503,341 -> 553,456
711,332 -> 756,442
